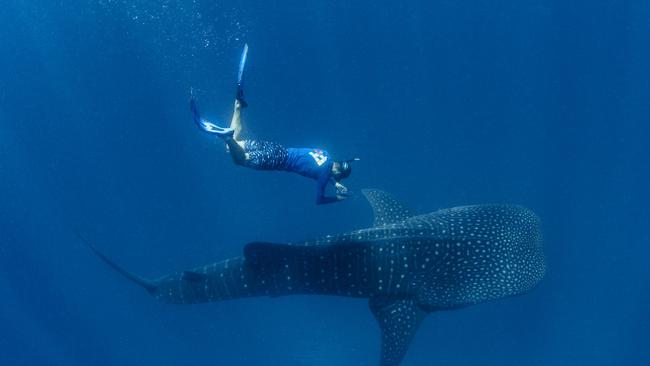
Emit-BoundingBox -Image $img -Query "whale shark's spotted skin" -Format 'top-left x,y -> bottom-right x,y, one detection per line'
88,190 -> 545,366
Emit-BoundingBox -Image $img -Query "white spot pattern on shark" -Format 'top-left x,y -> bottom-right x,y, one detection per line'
84,189 -> 546,366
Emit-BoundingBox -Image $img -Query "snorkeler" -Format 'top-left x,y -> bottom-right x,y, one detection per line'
190,45 -> 357,205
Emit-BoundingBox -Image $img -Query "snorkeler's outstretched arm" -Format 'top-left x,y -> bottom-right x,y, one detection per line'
315,174 -> 346,205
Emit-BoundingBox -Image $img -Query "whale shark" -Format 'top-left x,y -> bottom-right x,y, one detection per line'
83,189 -> 545,365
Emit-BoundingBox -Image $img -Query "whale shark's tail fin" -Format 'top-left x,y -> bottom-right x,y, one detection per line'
369,297 -> 428,366
77,233 -> 158,294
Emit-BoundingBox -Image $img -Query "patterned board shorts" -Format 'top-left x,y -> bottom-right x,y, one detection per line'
242,140 -> 288,170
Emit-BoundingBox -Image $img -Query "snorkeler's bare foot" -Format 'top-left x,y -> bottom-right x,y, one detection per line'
236,84 -> 248,108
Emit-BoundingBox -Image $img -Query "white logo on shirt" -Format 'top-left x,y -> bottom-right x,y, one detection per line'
309,150 -> 328,166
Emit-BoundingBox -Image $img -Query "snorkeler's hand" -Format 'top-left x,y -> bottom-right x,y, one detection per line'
334,182 -> 348,193
336,188 -> 352,200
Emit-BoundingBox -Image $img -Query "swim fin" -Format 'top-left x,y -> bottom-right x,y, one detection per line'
190,98 -> 233,136
236,44 -> 249,108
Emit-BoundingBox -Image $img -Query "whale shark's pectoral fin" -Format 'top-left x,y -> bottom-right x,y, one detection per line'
362,189 -> 416,227
369,297 -> 427,366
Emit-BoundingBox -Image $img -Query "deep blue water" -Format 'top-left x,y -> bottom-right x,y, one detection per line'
1,1 -> 649,365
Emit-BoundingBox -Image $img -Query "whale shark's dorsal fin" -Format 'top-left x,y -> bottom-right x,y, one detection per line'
369,297 -> 427,366
362,189 -> 415,227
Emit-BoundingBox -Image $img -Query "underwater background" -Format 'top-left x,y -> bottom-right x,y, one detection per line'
1,0 -> 648,365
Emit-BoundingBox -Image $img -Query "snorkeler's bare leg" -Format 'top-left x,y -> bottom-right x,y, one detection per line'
223,137 -> 247,165
224,99 -> 247,165
229,99 -> 244,142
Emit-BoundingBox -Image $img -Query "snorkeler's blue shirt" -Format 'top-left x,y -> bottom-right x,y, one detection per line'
282,148 -> 337,204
